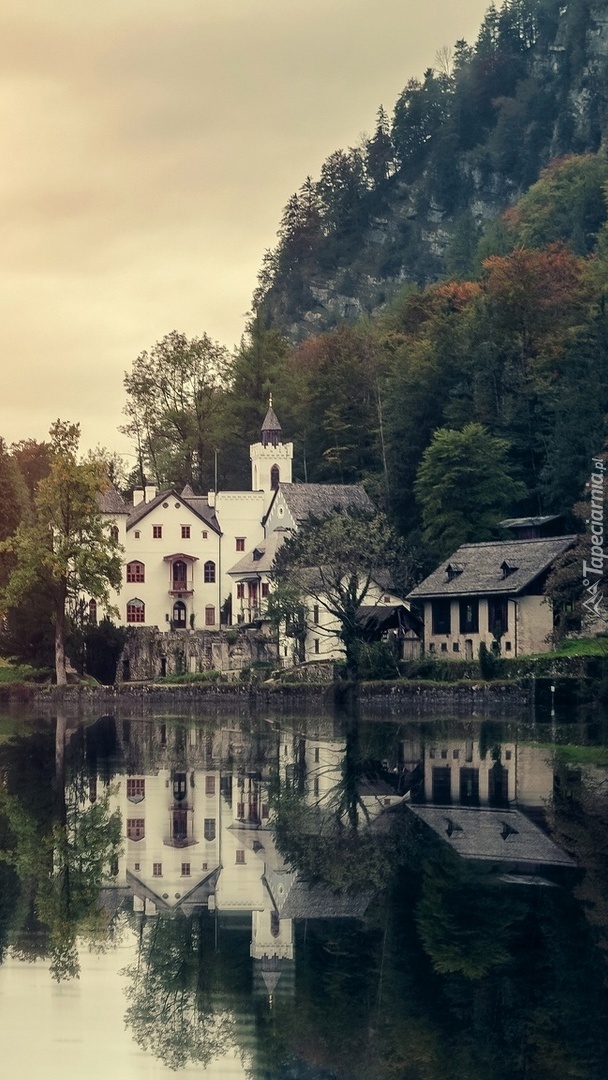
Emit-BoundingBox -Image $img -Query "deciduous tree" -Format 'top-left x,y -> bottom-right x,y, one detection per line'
122,331 -> 232,490
0,421 -> 122,685
272,510 -> 413,678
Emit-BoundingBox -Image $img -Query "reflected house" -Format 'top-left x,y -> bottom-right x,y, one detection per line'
89,721 -> 373,1000
400,731 -> 574,875
408,804 -> 576,874
407,533 -> 577,658
401,734 -> 555,810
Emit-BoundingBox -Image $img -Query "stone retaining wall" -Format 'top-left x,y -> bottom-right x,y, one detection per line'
118,626 -> 278,682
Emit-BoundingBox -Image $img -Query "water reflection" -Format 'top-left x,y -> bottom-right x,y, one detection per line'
0,709 -> 607,1078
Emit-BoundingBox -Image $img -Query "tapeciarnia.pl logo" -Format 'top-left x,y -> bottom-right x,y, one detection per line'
582,458 -> 607,622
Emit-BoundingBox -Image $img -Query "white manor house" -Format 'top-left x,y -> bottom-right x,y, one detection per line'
95,402 -> 402,667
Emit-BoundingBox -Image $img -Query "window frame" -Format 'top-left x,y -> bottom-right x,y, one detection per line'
431,599 -> 451,635
126,598 -> 145,624
459,599 -> 479,634
127,818 -> 145,841
488,597 -> 509,635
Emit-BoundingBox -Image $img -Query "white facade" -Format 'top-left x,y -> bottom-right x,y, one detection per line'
95,405 -> 404,663
123,493 -> 222,630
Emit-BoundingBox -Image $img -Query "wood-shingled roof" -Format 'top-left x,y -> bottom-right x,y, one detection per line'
407,536 -> 577,600
274,482 -> 375,524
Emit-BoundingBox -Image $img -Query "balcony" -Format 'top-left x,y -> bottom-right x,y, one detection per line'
163,806 -> 197,847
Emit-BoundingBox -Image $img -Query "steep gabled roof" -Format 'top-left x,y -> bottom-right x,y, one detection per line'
407,536 -> 577,600
227,528 -> 290,576
266,482 -> 375,526
98,483 -> 130,515
127,488 -> 220,534
407,806 -> 575,868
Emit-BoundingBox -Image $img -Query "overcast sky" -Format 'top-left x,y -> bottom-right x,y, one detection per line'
0,0 -> 490,461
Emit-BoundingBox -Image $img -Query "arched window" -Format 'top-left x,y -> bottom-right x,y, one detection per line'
127,561 -> 145,583
172,600 -> 187,628
204,560 -> 215,583
172,560 -> 187,589
110,525 -> 119,543
270,911 -> 280,938
205,605 -> 215,626
270,464 -> 280,490
127,598 -> 145,623
88,598 -> 97,625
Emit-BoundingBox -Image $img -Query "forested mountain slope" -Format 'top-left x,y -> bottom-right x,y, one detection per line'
256,0 -> 608,339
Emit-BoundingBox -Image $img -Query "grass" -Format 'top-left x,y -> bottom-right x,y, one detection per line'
156,670 -> 224,684
553,745 -> 608,766
0,661 -> 52,684
527,637 -> 608,659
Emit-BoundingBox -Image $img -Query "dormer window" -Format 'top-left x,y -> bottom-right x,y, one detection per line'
252,547 -> 263,561
446,563 -> 463,583
500,561 -> 518,579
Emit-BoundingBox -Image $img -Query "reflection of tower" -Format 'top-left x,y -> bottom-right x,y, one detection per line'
250,396 -> 293,503
253,955 -> 296,1004
250,902 -> 294,960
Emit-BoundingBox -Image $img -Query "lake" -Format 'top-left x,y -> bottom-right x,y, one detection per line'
1,703 -> 607,1079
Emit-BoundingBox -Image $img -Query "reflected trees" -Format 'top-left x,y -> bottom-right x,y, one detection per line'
0,712 -> 123,979
122,914 -> 239,1071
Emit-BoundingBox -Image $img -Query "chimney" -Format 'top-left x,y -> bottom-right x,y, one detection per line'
144,484 -> 157,503
133,489 -> 145,506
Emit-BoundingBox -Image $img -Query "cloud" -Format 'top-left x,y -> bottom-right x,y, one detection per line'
0,0 -> 489,451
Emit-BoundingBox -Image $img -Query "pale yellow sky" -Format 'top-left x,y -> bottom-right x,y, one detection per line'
0,1 -> 490,460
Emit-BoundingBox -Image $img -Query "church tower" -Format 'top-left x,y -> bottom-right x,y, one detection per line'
250,396 -> 293,499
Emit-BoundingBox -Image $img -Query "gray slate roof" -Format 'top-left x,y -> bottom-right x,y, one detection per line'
280,880 -> 372,919
98,484 -> 130,515
408,805 -> 575,868
227,528 -> 290,576
127,487 -> 220,534
273,482 -> 375,525
261,404 -> 282,432
407,536 -> 577,600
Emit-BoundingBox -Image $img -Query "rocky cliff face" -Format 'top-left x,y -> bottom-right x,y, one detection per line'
262,1 -> 608,342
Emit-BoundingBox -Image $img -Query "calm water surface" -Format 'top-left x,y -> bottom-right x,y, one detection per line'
1,705 -> 607,1080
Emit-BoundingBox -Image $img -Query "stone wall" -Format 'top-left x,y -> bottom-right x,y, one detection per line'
118,626 -> 278,682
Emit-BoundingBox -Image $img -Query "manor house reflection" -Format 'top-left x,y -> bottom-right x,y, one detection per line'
84,715 -> 564,986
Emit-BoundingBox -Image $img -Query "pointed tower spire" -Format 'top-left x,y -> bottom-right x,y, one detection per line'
261,394 -> 282,448
251,396 -> 292,497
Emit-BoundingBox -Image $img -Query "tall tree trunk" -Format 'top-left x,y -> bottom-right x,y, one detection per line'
54,585 -> 67,686
55,707 -> 67,822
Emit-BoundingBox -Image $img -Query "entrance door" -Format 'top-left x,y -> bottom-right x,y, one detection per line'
173,601 -> 187,628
